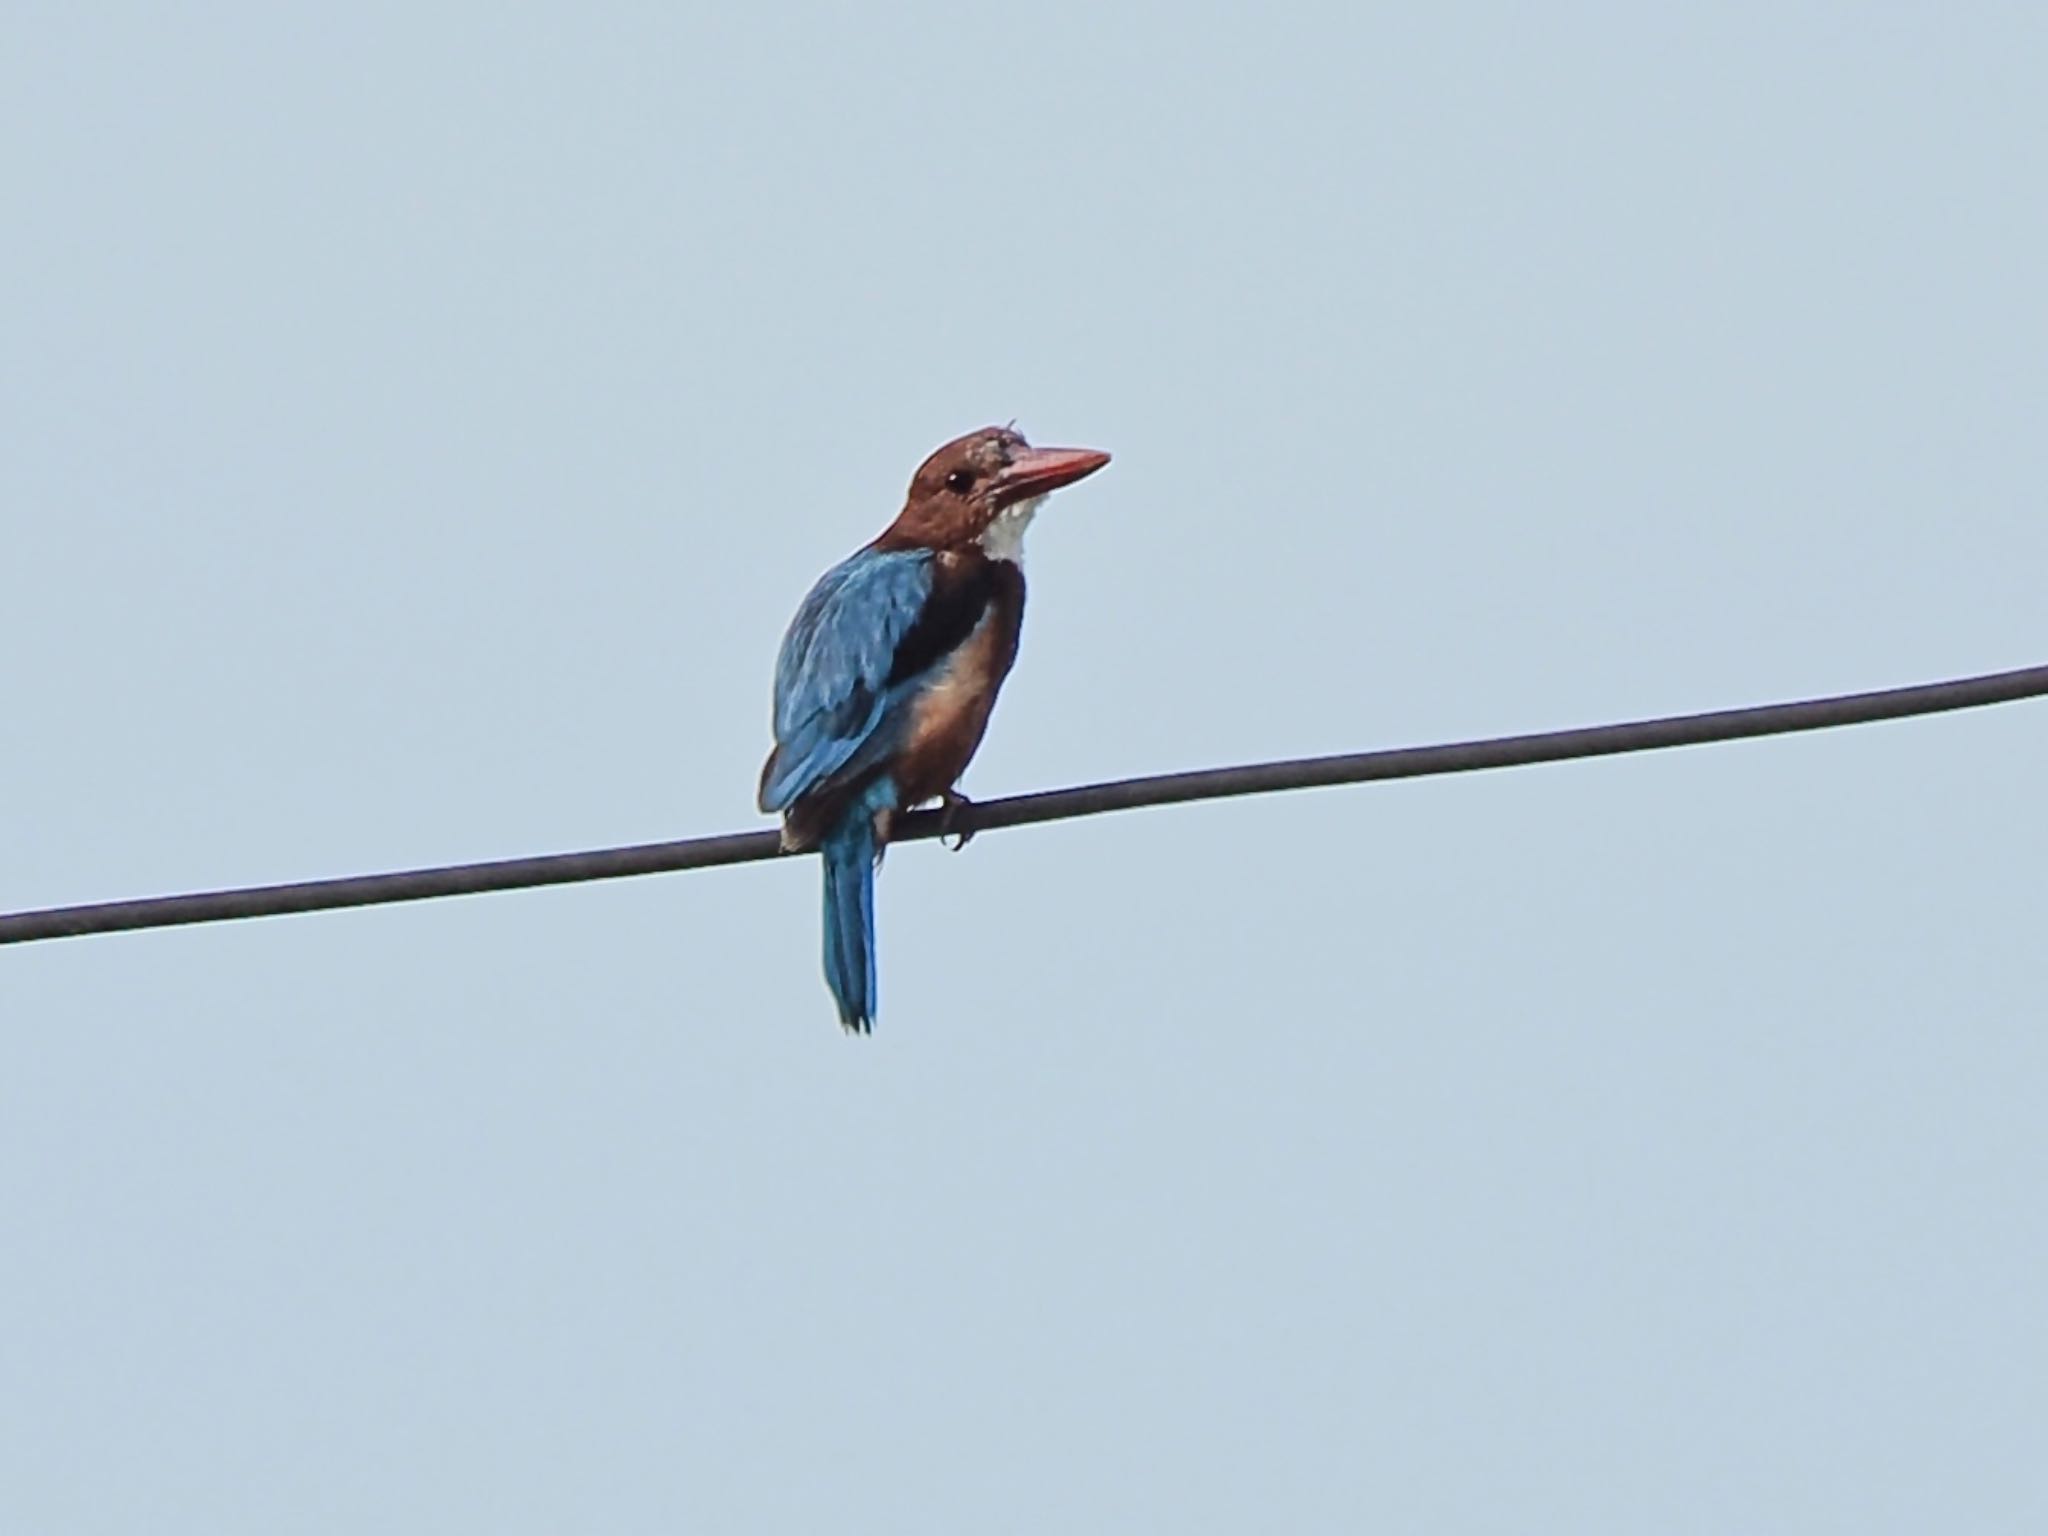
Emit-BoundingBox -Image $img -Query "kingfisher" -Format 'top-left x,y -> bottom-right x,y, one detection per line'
759,425 -> 1112,1032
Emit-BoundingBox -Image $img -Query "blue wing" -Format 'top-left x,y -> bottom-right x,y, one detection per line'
759,547 -> 936,814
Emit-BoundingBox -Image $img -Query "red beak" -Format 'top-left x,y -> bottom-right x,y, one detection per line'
993,445 -> 1112,505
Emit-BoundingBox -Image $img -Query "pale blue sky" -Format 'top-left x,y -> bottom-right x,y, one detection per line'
4,5 -> 2046,1531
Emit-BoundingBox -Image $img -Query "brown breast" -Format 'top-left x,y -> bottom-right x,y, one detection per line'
891,556 -> 1025,807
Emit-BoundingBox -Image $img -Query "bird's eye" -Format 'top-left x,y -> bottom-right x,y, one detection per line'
945,468 -> 975,494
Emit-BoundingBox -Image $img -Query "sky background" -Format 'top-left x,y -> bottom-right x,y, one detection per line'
4,4 -> 2046,1530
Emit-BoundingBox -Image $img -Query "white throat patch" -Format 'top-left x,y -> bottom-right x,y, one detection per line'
978,495 -> 1044,565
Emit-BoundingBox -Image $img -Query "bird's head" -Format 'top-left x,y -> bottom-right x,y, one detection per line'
878,425 -> 1110,559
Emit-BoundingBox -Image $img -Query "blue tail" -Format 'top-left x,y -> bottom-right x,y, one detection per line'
821,781 -> 895,1032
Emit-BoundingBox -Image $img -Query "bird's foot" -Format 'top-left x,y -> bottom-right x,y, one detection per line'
937,790 -> 977,852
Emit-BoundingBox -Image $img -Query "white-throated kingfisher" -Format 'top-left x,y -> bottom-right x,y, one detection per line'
759,425 -> 1111,1032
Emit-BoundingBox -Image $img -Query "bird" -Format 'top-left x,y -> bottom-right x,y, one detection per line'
759,425 -> 1112,1032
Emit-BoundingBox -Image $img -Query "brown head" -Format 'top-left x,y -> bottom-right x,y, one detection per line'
875,426 -> 1111,557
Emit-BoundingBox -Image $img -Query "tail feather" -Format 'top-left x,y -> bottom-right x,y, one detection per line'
820,781 -> 894,1032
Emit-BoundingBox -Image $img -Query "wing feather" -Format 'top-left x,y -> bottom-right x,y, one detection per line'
759,548 -> 936,814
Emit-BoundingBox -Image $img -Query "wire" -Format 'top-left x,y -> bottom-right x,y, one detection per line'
4,659 -> 2044,947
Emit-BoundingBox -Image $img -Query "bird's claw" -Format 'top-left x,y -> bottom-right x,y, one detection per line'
938,791 -> 977,852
